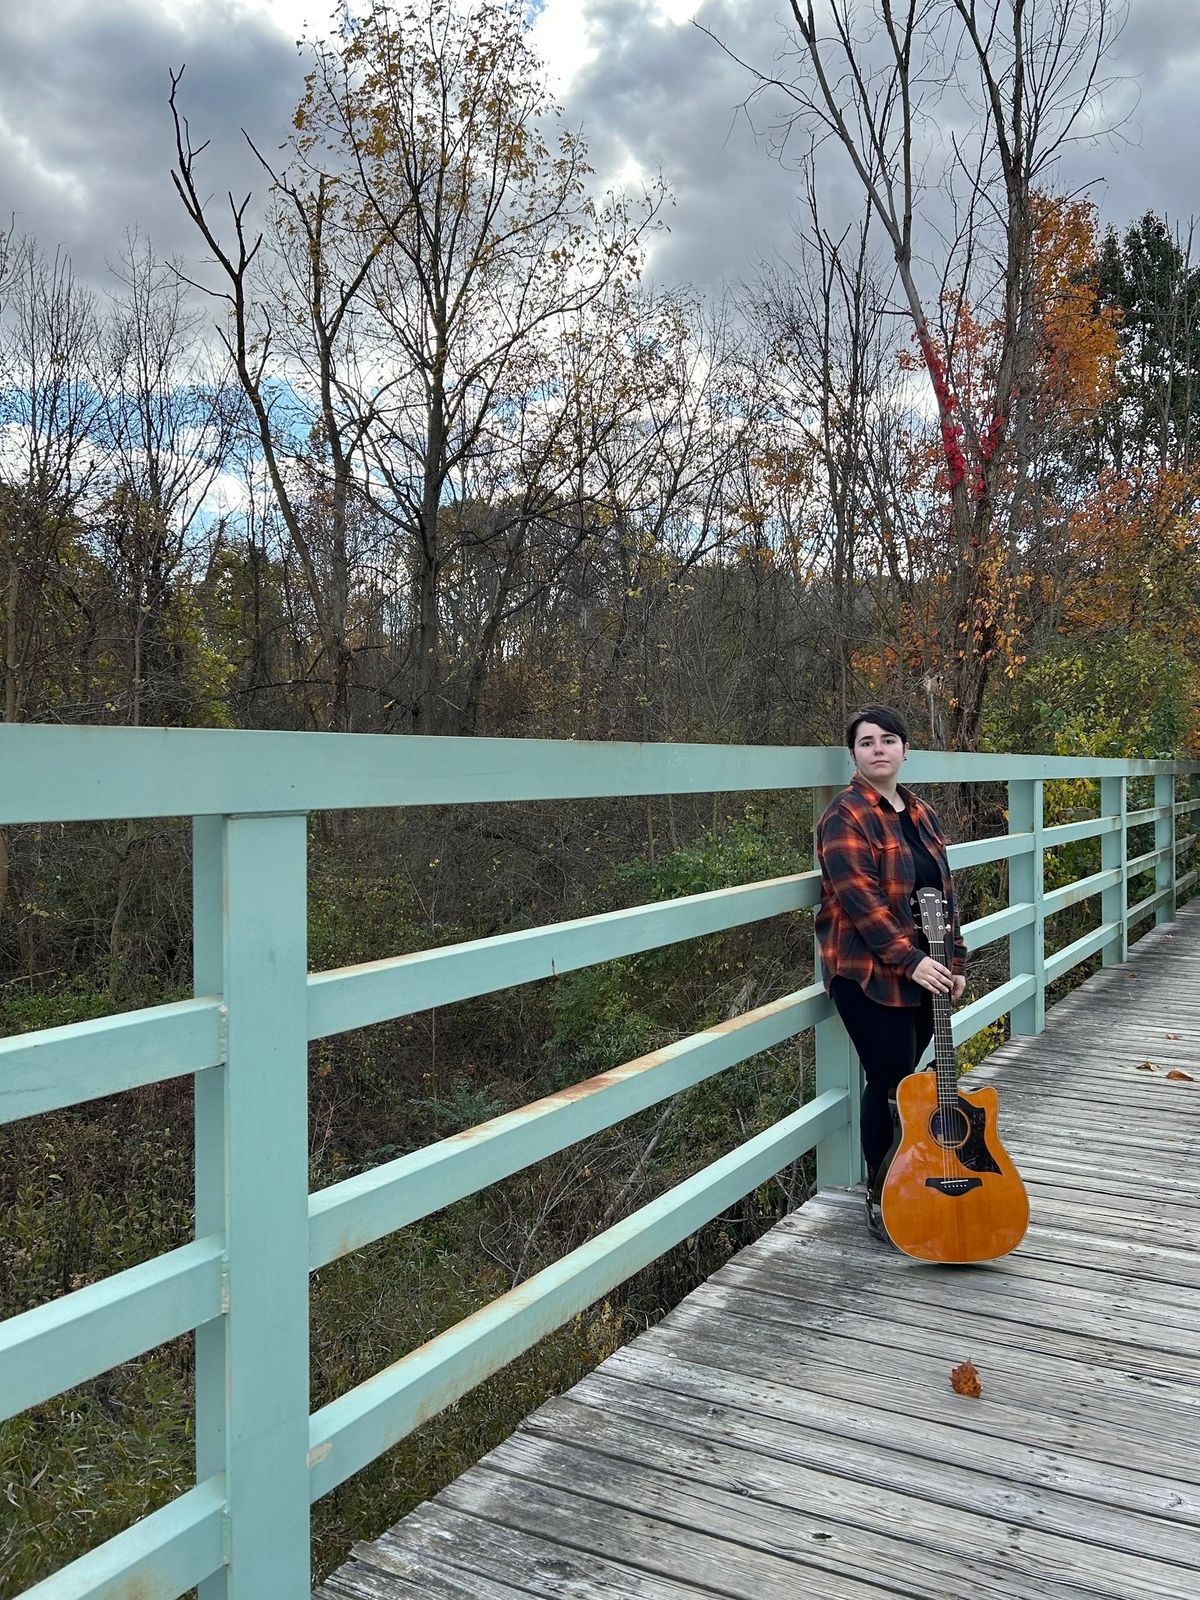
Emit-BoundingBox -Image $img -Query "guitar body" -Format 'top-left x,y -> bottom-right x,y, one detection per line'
881,1072 -> 1029,1262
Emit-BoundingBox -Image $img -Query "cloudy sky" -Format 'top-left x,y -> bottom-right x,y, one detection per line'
2,0 -> 1197,303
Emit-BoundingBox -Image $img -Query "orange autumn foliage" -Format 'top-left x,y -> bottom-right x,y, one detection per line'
1030,194 -> 1121,431
1057,465 -> 1200,641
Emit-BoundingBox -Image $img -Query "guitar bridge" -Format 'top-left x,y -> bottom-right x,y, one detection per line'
925,1177 -> 983,1197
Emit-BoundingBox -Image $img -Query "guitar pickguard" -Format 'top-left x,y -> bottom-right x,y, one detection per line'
940,1095 -> 1002,1175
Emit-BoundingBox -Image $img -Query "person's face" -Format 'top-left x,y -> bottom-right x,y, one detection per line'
852,721 -> 906,785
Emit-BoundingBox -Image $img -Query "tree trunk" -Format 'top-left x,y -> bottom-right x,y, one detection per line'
0,826 -> 10,934
412,543 -> 441,732
412,348 -> 448,732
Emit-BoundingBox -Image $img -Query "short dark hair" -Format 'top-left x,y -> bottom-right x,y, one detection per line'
845,704 -> 908,750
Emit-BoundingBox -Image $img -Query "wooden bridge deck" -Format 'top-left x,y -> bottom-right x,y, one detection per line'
316,904 -> 1200,1600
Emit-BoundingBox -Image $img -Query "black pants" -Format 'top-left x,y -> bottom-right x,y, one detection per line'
830,976 -> 934,1179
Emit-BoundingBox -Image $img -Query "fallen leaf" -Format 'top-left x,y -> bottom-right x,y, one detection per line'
951,1360 -> 982,1398
1136,1061 -> 1158,1072
1165,1069 -> 1195,1082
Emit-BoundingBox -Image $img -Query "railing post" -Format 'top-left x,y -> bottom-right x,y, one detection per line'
1156,771 -> 1177,924
812,784 -> 860,1188
192,813 -> 312,1598
1100,776 -> 1128,967
193,817 -> 229,1600
1008,777 -> 1045,1035
1180,768 -> 1200,898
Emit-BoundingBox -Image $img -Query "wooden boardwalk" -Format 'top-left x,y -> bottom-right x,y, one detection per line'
317,904 -> 1200,1600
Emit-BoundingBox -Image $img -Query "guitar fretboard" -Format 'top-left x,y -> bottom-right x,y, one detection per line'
915,889 -> 958,1104
932,984 -> 957,1107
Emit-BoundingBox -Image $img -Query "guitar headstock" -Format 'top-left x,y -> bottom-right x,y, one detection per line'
915,887 -> 949,948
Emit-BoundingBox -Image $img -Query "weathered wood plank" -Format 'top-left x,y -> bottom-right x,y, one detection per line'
766,1207 -> 1200,1336
1017,1181 -> 1200,1228
589,1350 -> 1200,1526
314,1542 -> 536,1600
1015,1151 -> 1200,1192
715,1243 -> 1200,1357
997,1084 -> 1200,1124
664,1287 -> 1200,1436
998,1091 -> 1200,1130
363,1506 -> 714,1598
771,1190 -> 1200,1299
622,1322 -> 1198,1478
789,1188 -> 1200,1303
1013,1222 -> 1200,1286
1015,1167 -> 1200,1212
465,1430 -> 1190,1600
439,1467 -> 907,1600
678,1273 -> 1200,1401
526,1382 -> 1200,1564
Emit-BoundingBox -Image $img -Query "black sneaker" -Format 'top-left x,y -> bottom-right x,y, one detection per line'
864,1187 -> 890,1243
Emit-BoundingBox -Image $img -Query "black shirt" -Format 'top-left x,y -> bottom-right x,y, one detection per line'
899,804 -> 942,892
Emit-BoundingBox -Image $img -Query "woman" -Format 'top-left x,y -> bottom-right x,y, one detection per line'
815,705 -> 967,1239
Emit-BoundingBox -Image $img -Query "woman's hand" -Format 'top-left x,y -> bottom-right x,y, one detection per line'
912,955 -> 955,994
912,959 -> 967,1001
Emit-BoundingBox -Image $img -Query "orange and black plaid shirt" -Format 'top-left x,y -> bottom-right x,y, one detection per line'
816,773 -> 966,1007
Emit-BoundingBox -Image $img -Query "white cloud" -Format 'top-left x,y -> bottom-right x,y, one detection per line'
3,0 -> 1198,310
0,107 -> 89,210
531,0 -> 603,94
652,0 -> 698,23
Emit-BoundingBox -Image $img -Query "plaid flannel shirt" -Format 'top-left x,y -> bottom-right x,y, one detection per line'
816,772 -> 967,1007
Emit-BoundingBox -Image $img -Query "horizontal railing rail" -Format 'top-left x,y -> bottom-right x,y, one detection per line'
306,870 -> 821,1039
1,724 -> 1197,1600
0,997 -> 226,1123
0,724 -> 1192,823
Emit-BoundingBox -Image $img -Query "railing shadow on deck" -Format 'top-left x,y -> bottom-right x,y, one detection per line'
1,725 -> 1198,1599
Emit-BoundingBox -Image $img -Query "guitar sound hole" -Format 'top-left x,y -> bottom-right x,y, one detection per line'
929,1104 -> 970,1148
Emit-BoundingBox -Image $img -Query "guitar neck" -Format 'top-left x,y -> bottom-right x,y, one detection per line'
931,990 -> 957,1102
913,888 -> 958,1099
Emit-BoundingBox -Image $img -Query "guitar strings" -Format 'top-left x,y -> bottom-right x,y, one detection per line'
918,889 -> 953,1183
934,893 -> 956,1181
938,898 -> 950,1182
942,906 -> 954,1182
947,902 -> 957,1179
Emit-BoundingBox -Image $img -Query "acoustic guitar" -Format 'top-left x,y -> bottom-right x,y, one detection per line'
880,887 -> 1029,1263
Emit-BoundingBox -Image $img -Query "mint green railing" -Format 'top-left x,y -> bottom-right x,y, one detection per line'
1,726 -> 1197,1599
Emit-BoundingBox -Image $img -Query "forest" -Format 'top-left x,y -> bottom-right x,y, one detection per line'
2,0 -> 1198,1591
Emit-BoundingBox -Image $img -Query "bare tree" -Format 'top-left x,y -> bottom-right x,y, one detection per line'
295,0 -> 664,731
169,67 -> 388,733
749,173 -> 904,727
98,233 -> 239,727
711,0 -> 1125,747
579,290 -> 771,736
0,240 -> 105,933
171,0 -> 662,735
